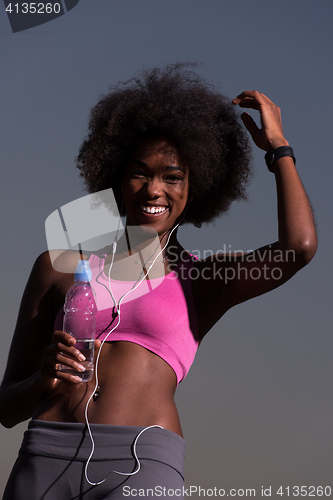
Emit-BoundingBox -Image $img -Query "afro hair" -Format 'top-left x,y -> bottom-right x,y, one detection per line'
76,63 -> 252,227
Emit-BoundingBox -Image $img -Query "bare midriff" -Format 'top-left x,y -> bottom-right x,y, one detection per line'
33,341 -> 183,437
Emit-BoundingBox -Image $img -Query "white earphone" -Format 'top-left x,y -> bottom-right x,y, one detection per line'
83,220 -> 181,486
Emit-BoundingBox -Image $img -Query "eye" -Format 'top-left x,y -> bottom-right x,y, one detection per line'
129,169 -> 146,178
165,175 -> 183,183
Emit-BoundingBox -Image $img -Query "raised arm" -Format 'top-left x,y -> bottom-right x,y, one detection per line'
195,91 -> 317,333
233,91 -> 316,272
234,91 -> 317,258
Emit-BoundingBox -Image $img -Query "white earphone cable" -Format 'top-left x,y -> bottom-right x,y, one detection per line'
84,223 -> 180,486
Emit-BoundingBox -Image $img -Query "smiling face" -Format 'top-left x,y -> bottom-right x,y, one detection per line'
122,137 -> 189,237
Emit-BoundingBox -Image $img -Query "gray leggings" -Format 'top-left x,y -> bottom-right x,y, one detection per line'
3,420 -> 185,500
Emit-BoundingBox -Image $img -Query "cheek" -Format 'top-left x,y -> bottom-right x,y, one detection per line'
178,183 -> 189,203
122,179 -> 141,200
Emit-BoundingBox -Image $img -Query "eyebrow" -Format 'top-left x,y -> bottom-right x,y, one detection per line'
129,159 -> 186,174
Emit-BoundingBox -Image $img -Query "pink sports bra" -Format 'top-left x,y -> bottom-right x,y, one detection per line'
54,248 -> 199,384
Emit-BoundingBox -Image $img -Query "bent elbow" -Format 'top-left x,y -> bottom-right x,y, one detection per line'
295,236 -> 318,268
0,408 -> 16,429
0,419 -> 16,429
0,408 -> 26,428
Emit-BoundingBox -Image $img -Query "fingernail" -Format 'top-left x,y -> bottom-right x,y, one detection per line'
77,364 -> 85,372
68,338 -> 75,346
78,353 -> 86,361
72,376 -> 82,383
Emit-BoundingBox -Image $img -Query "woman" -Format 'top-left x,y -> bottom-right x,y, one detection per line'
0,65 -> 317,499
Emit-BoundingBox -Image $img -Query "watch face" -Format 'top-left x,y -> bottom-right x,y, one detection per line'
265,150 -> 274,166
264,151 -> 276,173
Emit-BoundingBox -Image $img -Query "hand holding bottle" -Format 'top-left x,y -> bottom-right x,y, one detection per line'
40,330 -> 98,389
40,260 -> 98,389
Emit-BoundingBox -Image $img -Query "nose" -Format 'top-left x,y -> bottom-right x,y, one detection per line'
145,177 -> 163,198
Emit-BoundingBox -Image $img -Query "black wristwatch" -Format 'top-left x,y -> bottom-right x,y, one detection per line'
265,146 -> 296,173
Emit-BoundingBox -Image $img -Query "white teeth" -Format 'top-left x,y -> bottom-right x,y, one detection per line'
140,205 -> 167,214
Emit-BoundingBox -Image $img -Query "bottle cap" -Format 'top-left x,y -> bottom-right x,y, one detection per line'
74,260 -> 92,282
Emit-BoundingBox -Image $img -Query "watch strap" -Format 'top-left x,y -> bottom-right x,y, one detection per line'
265,146 -> 296,173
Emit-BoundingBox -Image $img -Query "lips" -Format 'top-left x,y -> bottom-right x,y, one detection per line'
139,204 -> 168,216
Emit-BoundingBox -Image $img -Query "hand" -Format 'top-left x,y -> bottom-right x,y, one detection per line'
232,91 -> 289,151
40,330 -> 101,392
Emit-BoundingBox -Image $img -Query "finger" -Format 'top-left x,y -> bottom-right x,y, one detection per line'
232,91 -> 274,110
45,341 -> 86,362
54,354 -> 85,383
43,365 -> 83,384
232,96 -> 261,111
41,359 -> 83,384
53,330 -> 76,347
43,351 -> 86,375
232,98 -> 259,111
236,100 -> 261,110
56,374 -> 83,383
235,90 -> 273,102
45,351 -> 86,371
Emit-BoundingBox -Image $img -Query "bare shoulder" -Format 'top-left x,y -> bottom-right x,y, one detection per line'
18,249 -> 90,320
48,249 -> 89,275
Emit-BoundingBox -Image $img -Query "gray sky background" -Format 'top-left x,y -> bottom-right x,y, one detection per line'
1,1 -> 332,496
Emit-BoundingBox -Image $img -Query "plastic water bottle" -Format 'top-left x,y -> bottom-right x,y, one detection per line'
60,260 -> 96,382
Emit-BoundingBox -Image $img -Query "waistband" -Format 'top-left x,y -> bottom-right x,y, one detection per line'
20,420 -> 185,475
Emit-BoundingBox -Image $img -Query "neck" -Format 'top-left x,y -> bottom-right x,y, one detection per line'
114,227 -> 181,267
